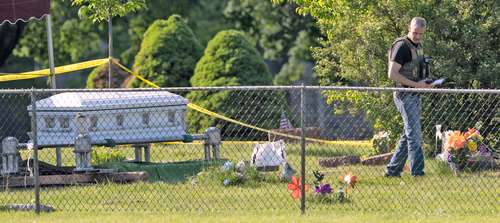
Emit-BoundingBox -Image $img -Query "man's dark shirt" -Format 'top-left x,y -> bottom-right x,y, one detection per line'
390,37 -> 419,65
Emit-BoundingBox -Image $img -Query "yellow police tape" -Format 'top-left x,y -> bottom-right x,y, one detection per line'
161,140 -> 370,146
111,59 -> 367,146
0,58 -> 108,82
111,59 -> 160,88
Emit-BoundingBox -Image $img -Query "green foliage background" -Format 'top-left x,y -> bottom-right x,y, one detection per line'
225,0 -> 320,83
121,0 -> 229,66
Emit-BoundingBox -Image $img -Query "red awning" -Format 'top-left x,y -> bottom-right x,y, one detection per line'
0,0 -> 50,24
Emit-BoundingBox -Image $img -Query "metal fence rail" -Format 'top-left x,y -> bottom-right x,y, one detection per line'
0,86 -> 498,214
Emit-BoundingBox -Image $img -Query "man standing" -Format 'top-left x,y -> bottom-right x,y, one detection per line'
385,17 -> 432,177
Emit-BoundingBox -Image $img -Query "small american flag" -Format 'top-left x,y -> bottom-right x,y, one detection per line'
279,112 -> 293,129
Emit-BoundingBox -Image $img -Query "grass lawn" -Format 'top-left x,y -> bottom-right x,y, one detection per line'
1,141 -> 498,218
1,211 -> 499,223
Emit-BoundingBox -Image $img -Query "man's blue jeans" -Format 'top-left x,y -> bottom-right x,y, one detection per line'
386,92 -> 425,176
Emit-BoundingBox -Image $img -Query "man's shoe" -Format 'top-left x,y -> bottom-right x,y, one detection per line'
411,173 -> 425,177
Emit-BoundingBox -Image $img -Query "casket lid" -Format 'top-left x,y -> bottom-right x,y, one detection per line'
28,91 -> 188,111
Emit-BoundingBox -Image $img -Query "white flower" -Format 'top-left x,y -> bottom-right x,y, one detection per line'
221,161 -> 233,171
344,174 -> 353,184
373,131 -> 389,140
223,179 -> 231,186
344,175 -> 350,184
436,151 -> 451,162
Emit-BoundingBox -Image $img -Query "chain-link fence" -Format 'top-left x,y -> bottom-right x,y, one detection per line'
0,86 -> 498,214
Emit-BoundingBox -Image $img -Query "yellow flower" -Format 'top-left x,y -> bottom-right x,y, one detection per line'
465,128 -> 483,141
467,141 -> 477,152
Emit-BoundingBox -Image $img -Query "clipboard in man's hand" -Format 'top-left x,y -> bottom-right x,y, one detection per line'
421,78 -> 446,86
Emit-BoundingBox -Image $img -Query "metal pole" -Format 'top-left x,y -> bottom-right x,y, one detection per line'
144,145 -> 151,163
300,83 -> 306,215
134,146 -> 142,162
30,89 -> 40,214
108,8 -> 113,88
55,147 -> 61,167
46,14 -> 62,165
46,14 -> 56,89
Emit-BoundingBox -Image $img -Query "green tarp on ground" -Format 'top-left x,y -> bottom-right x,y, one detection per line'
100,160 -> 225,183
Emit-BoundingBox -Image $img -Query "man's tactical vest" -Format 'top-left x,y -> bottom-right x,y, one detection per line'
389,37 -> 425,87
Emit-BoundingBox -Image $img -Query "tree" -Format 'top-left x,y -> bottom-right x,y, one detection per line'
273,31 -> 315,85
282,0 -> 499,88
187,0 -> 231,45
274,0 -> 499,148
70,0 -> 146,22
121,0 -> 228,66
70,0 -> 146,87
187,30 -> 282,137
225,0 -> 320,83
224,0 -> 319,64
190,30 -> 272,87
127,15 -> 203,88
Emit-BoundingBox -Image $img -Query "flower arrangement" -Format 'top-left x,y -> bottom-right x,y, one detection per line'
287,171 -> 357,203
195,160 -> 267,187
442,128 -> 492,172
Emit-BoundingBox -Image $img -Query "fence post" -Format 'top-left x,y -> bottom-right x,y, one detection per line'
300,84 -> 306,215
30,89 -> 41,214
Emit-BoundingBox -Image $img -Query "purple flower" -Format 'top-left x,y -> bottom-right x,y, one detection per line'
314,184 -> 332,195
478,144 -> 489,156
447,153 -> 453,163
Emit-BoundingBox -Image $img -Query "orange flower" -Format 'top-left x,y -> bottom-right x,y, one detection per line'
287,176 -> 309,200
446,131 -> 466,150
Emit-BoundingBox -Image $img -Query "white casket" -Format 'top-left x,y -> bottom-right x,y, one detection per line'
27,91 -> 188,147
